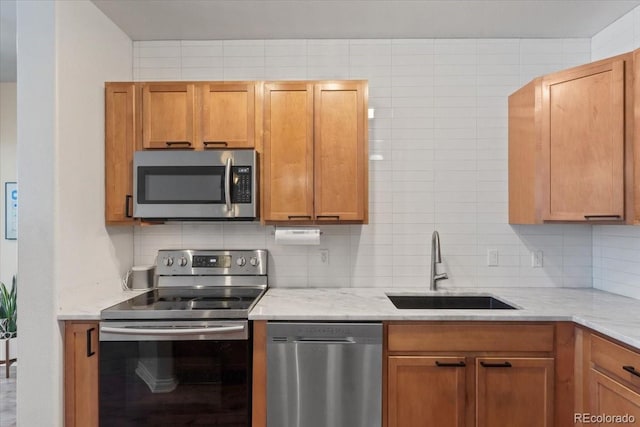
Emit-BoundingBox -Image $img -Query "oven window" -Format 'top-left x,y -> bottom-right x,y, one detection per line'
99,340 -> 250,427
138,166 -> 225,204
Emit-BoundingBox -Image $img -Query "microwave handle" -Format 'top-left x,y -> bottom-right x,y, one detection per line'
224,157 -> 232,212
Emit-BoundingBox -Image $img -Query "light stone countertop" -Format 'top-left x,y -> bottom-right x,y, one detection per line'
248,287 -> 640,350
57,285 -> 640,351
57,285 -> 148,321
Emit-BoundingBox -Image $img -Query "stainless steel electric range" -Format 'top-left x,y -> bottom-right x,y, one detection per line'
99,249 -> 267,427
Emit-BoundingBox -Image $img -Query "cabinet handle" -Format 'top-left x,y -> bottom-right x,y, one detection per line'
623,365 -> 640,378
165,141 -> 192,147
480,361 -> 512,368
317,215 -> 340,220
203,141 -> 228,147
584,215 -> 622,220
288,215 -> 312,220
86,328 -> 96,357
435,361 -> 466,368
125,195 -> 133,218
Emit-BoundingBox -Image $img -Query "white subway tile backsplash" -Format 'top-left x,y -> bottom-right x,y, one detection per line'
182,56 -> 224,68
223,40 -> 265,56
137,44 -> 181,58
181,41 -> 223,57
132,36 -> 598,290
181,68 -> 224,80
590,6 -> 640,299
265,40 -> 307,56
136,68 -> 181,81
434,39 -> 477,55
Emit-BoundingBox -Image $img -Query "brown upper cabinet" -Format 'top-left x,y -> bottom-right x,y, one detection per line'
262,81 -> 368,224
142,82 -> 196,149
509,52 -> 634,224
105,83 -> 139,224
142,82 -> 257,150
105,79 -> 367,225
200,82 -> 256,149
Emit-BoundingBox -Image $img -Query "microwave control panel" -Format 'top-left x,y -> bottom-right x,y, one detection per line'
232,166 -> 252,204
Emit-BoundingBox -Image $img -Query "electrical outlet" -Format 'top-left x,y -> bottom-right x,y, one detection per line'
487,249 -> 499,266
319,249 -> 329,265
532,250 -> 543,268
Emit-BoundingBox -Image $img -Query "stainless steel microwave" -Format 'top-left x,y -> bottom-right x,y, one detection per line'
133,149 -> 257,220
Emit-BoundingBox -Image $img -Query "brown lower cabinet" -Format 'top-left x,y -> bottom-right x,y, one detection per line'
387,356 -> 467,427
64,320 -> 640,427
64,321 -> 99,427
579,331 -> 640,426
385,322 -> 557,427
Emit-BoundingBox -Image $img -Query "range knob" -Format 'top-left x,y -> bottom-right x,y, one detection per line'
236,256 -> 246,267
249,257 -> 259,267
163,256 -> 174,267
178,256 -> 188,267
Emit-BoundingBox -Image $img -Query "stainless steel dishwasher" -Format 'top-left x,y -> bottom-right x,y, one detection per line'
267,322 -> 382,427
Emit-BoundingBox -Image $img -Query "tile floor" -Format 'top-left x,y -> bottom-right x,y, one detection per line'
0,365 -> 16,427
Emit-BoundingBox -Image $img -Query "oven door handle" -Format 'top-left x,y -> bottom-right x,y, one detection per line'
100,325 -> 245,336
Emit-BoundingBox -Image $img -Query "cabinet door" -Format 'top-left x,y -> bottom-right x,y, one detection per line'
64,321 -> 99,427
142,83 -> 196,149
201,83 -> 255,148
541,60 -> 625,221
105,83 -> 137,224
314,82 -> 368,222
589,369 -> 640,426
388,356 -> 466,427
476,357 -> 554,427
262,83 -> 314,221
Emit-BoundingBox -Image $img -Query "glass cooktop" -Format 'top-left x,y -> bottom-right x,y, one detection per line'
101,287 -> 266,320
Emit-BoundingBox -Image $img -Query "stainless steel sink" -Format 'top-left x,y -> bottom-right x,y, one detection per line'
387,295 -> 517,310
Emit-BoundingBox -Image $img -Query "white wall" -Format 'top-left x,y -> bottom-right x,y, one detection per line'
16,1 -> 132,425
592,5 -> 640,61
0,82 -> 17,286
591,5 -> 640,300
55,0 -> 134,297
133,38 -> 593,289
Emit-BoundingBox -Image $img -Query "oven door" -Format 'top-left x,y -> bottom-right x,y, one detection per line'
133,150 -> 256,220
99,320 -> 251,427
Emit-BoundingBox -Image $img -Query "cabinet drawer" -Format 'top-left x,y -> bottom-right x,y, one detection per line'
591,334 -> 640,392
387,323 -> 554,353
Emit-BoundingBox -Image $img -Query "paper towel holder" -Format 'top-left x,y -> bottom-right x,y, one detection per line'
270,227 -> 323,235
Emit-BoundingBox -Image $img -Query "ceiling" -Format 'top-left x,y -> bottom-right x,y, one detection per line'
92,0 -> 640,40
2,0 -> 640,82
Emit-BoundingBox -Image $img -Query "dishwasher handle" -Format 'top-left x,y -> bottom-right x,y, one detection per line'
293,337 -> 356,344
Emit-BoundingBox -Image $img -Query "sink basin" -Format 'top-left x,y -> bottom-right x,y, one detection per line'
387,295 -> 517,310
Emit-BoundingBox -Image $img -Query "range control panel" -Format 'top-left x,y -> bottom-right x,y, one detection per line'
156,249 -> 267,276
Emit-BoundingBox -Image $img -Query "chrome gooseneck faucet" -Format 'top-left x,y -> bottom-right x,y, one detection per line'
430,230 -> 448,290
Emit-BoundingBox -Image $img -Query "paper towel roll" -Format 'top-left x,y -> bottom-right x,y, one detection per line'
274,228 -> 321,245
